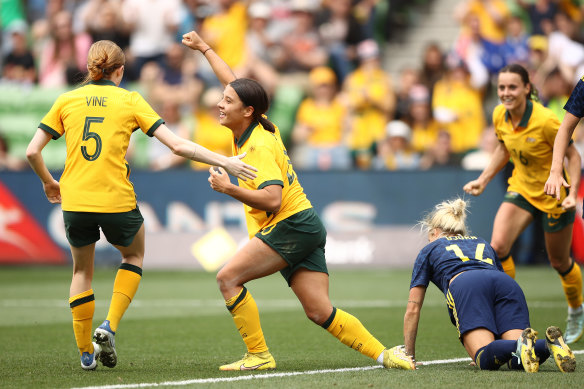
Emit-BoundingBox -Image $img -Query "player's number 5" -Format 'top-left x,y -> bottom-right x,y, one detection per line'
81,116 -> 104,161
445,243 -> 494,265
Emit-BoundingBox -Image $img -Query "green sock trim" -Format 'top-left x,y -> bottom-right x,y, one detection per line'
120,263 -> 143,276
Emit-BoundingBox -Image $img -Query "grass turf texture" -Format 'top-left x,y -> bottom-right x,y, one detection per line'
0,266 -> 582,388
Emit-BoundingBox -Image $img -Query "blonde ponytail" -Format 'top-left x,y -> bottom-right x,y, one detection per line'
421,198 -> 468,236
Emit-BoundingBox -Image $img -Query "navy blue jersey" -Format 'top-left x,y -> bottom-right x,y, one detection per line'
410,235 -> 503,294
564,77 -> 584,118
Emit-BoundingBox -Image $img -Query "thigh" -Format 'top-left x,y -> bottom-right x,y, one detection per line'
462,328 -> 496,361
113,224 -> 145,267
544,224 -> 574,271
491,202 -> 533,255
219,237 -> 288,288
290,268 -> 332,325
100,207 -> 144,247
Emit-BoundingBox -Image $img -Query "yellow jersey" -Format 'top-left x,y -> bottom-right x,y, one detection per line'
295,97 -> 345,146
39,79 -> 163,213
493,100 -> 568,214
233,121 -> 312,238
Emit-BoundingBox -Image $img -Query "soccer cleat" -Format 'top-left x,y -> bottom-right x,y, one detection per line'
513,328 -> 539,373
546,326 -> 576,373
94,320 -> 117,368
219,351 -> 276,371
80,342 -> 101,370
382,346 -> 416,370
564,309 -> 584,344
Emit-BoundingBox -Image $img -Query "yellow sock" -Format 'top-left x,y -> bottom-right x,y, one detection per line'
323,307 -> 385,361
105,264 -> 142,333
226,287 -> 268,353
500,254 -> 516,279
69,289 -> 95,355
559,260 -> 583,309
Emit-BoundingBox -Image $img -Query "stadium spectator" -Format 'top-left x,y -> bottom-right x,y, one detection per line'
419,129 -> 461,169
373,119 -> 420,170
122,0 -> 181,81
38,10 -> 92,87
291,66 -> 350,171
464,63 -> 584,345
537,11 -> 584,86
80,0 -> 130,51
431,53 -> 486,155
149,100 -> 191,171
0,132 -> 27,170
502,14 -> 530,67
2,23 -> 36,84
461,125 -> 498,170
342,39 -> 395,169
541,67 -> 571,121
517,0 -> 558,36
406,84 -> 441,154
394,66 -> 420,121
418,42 -> 446,98
25,39 -> 257,371
272,0 -> 328,80
403,198 -> 576,372
316,0 -> 367,82
454,0 -> 511,45
182,29 -> 414,372
190,87 -> 233,170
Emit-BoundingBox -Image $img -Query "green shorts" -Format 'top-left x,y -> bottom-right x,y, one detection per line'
503,192 -> 575,233
63,207 -> 144,248
255,208 -> 328,286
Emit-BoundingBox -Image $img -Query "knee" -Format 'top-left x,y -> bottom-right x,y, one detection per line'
304,306 -> 332,326
549,256 -> 571,273
490,241 -> 509,257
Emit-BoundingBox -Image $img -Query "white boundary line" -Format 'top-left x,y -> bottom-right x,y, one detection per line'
71,351 -> 584,389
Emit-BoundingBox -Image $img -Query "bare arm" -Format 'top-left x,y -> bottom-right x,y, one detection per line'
545,112 -> 581,200
153,124 -> 257,180
208,167 -> 282,213
26,129 -> 61,203
561,143 -> 581,211
404,286 -> 426,360
463,141 -> 510,196
181,30 -> 236,87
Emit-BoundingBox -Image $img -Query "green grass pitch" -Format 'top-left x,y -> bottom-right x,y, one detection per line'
0,265 -> 582,388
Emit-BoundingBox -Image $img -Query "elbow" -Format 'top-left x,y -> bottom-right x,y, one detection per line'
268,198 -> 281,214
25,145 -> 40,162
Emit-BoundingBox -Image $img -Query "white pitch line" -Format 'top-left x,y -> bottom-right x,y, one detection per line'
70,351 -> 584,389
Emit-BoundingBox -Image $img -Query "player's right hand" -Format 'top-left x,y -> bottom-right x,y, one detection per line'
463,179 -> 485,196
544,172 -> 570,201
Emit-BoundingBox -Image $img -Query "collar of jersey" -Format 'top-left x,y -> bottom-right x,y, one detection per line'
235,121 -> 258,148
88,79 -> 116,87
504,99 -> 533,128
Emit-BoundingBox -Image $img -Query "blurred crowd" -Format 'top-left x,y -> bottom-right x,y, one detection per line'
2,0 -> 584,172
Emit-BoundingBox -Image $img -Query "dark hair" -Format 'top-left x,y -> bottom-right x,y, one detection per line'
498,63 -> 539,101
229,78 -> 275,133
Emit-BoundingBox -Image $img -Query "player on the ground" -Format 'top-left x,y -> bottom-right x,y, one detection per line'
26,39 -> 257,370
403,198 -> 576,372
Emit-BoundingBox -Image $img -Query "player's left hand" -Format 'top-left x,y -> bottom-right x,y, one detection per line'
561,194 -> 577,211
208,167 -> 231,193
43,179 -> 61,203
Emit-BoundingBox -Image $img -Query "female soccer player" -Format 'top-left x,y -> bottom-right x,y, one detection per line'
463,63 -> 584,344
181,30 -> 413,371
404,198 -> 575,372
26,40 -> 257,370
545,72 -> 584,344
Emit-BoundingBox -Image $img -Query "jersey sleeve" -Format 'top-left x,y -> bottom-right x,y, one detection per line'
130,92 -> 164,137
564,78 -> 584,118
254,144 -> 284,189
542,111 -> 561,147
410,247 -> 432,289
38,95 -> 65,139
492,105 -> 505,143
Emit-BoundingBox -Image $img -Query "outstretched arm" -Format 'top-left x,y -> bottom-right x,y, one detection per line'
26,129 -> 61,203
404,286 -> 426,360
463,141 -> 510,196
153,124 -> 257,180
181,30 -> 236,87
545,112 -> 581,200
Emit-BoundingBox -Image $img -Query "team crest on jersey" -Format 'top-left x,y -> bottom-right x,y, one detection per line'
526,137 -> 536,143
249,145 -> 255,153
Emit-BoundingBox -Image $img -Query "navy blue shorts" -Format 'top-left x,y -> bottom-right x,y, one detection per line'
446,270 -> 530,339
